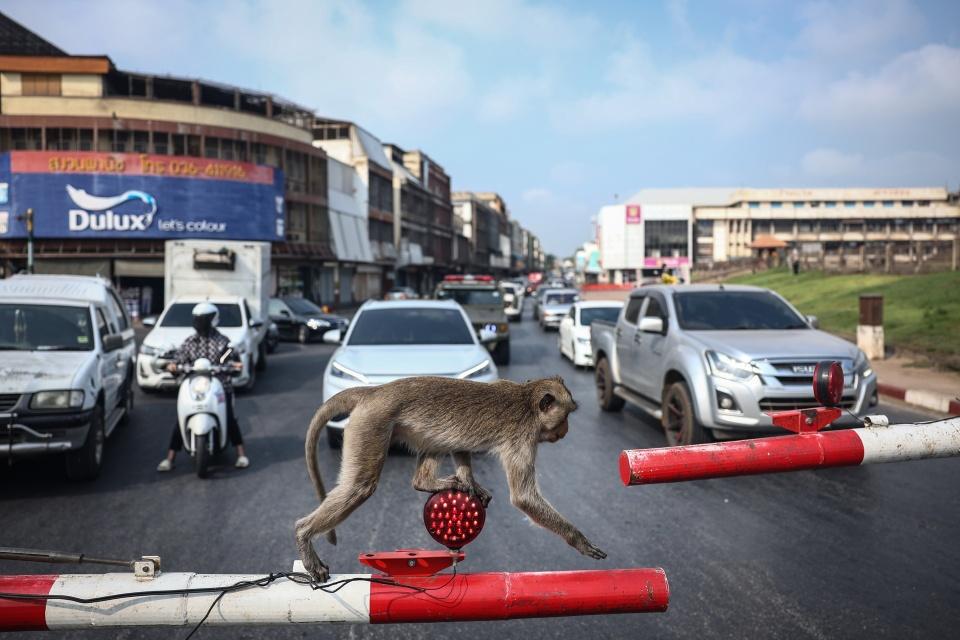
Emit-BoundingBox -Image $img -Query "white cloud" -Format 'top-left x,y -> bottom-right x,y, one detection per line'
477,75 -> 552,123
799,148 -> 956,185
800,44 -> 960,126
797,0 -> 925,60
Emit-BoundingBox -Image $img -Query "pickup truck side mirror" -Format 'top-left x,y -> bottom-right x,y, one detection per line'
102,334 -> 124,352
806,315 -> 819,329
322,329 -> 342,344
279,309 -> 291,318
249,318 -> 264,329
142,316 -> 157,327
478,326 -> 498,343
638,316 -> 664,334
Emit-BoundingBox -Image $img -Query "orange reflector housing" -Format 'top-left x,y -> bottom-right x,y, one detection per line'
423,490 -> 486,549
813,360 -> 844,407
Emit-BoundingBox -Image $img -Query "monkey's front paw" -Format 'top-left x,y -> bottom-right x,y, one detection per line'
469,485 -> 493,507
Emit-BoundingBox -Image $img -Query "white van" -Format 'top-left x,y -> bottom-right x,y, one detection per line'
0,274 -> 136,480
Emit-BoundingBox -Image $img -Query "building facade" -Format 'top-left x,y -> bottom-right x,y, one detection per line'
595,187 -> 960,278
0,22 -> 336,311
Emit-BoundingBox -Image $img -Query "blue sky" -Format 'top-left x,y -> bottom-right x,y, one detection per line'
6,0 -> 960,255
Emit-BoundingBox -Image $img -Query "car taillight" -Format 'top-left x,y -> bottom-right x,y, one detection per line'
813,361 -> 844,407
423,490 -> 486,549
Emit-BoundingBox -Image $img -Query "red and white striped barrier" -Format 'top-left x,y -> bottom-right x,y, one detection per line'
0,568 -> 669,631
620,416 -> 960,486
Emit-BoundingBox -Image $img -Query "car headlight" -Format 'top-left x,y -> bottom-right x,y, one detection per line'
457,359 -> 492,379
307,318 -> 331,330
139,344 -> 165,357
854,350 -> 873,378
190,376 -> 211,401
706,351 -> 757,382
330,361 -> 370,384
30,390 -> 84,410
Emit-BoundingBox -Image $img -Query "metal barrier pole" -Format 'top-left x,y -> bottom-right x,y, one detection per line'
620,417 -> 960,486
0,568 -> 669,631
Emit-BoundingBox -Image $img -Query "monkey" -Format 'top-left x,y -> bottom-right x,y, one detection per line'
295,375 -> 606,583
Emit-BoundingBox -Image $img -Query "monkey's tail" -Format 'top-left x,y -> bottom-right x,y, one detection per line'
304,387 -> 366,545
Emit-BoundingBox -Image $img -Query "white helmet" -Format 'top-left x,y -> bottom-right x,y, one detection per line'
191,302 -> 219,334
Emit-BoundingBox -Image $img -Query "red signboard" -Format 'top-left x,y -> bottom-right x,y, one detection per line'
626,205 -> 642,224
10,151 -> 274,185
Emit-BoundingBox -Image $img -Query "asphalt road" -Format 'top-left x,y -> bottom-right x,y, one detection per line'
3,309 -> 959,639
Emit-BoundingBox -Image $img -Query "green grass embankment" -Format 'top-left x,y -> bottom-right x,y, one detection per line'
724,268 -> 960,369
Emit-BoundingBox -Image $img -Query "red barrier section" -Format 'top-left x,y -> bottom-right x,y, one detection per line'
369,568 -> 669,623
0,575 -> 57,631
620,430 -> 866,486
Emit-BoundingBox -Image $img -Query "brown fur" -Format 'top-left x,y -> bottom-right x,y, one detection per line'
295,375 -> 606,582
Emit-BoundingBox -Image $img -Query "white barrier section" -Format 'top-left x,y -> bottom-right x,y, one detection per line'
858,417 -> 960,464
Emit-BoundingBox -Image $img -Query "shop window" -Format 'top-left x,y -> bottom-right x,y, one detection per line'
21,73 -> 61,96
770,202 -> 782,208
111,131 -> 130,153
918,200 -> 930,207
844,201 -> 856,208
825,201 -> 837,208
152,132 -> 169,155
748,202 -> 759,208
203,137 -> 219,159
132,131 -> 149,153
901,200 -> 915,207
7,128 -> 42,151
882,201 -> 894,208
78,129 -> 93,151
251,143 -> 267,165
45,128 -> 77,151
153,76 -> 193,102
773,220 -> 793,234
308,205 -> 330,243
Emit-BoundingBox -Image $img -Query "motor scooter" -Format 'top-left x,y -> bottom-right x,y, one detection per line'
156,349 -> 239,478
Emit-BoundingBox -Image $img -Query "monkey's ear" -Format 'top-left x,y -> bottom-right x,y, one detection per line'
539,392 -> 556,412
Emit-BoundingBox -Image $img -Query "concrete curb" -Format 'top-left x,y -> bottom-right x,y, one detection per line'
877,382 -> 960,415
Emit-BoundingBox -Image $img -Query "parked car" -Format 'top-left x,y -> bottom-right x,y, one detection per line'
538,288 -> 579,330
385,287 -> 419,300
435,275 -> 510,365
321,299 -> 499,447
590,284 -> 878,446
0,274 -> 136,480
500,281 -> 524,321
531,286 -> 562,320
268,297 -> 349,344
137,296 -> 263,391
558,301 -> 623,367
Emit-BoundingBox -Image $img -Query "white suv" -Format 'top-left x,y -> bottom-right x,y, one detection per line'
0,274 -> 136,480
137,296 -> 264,391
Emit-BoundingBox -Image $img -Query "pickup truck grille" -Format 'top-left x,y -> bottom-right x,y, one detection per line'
759,397 -> 855,411
766,360 -> 853,387
0,394 -> 21,412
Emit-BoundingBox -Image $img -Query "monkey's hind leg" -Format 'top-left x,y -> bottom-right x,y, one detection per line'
296,420 -> 391,583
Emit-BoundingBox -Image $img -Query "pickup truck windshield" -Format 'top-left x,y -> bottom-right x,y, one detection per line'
580,307 -> 621,325
437,289 -> 501,306
674,291 -> 809,330
545,293 -> 577,305
348,308 -> 474,345
0,304 -> 94,351
161,303 -> 243,327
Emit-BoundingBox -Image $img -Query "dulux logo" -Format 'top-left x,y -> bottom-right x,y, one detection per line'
66,185 -> 158,232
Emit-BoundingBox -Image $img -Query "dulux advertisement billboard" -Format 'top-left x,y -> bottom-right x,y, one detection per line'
0,151 -> 285,241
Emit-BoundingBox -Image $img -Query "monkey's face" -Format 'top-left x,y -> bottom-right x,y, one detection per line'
535,377 -> 577,443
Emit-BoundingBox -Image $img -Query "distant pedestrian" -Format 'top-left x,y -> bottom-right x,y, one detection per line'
790,247 -> 800,275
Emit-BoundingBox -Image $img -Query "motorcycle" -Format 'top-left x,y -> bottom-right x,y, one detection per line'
156,349 -> 240,478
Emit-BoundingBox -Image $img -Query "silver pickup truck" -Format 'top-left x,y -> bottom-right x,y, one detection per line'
590,284 -> 878,445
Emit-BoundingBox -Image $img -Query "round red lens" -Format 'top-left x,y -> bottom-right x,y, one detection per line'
423,490 -> 486,549
813,360 -> 844,407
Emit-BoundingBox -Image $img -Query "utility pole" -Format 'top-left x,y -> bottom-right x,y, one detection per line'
16,207 -> 35,273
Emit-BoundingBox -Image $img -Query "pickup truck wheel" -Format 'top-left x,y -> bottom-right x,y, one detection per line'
595,358 -> 624,412
492,339 -> 510,366
298,325 -> 310,344
256,341 -> 267,372
662,382 -> 710,446
66,403 -> 105,481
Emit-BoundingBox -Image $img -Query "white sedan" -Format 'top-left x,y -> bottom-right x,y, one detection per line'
558,301 -> 624,367
321,299 -> 499,447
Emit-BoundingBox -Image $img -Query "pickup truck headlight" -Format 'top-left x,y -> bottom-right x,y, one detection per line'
330,361 -> 370,385
457,359 -> 492,379
30,390 -> 84,410
854,350 -> 873,378
706,351 -> 757,382
139,344 -> 165,357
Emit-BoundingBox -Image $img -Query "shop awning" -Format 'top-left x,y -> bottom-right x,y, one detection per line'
330,210 -> 374,263
750,234 -> 788,249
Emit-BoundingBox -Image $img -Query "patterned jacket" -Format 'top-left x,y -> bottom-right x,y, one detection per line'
174,329 -> 239,391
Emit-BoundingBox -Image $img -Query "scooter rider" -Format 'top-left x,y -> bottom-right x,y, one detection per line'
156,302 -> 250,471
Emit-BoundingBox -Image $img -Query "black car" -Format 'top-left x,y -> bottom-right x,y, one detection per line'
268,297 -> 348,343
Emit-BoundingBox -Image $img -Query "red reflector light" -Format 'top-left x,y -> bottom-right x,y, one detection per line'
423,490 -> 486,549
813,360 -> 844,407
444,275 -> 465,281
